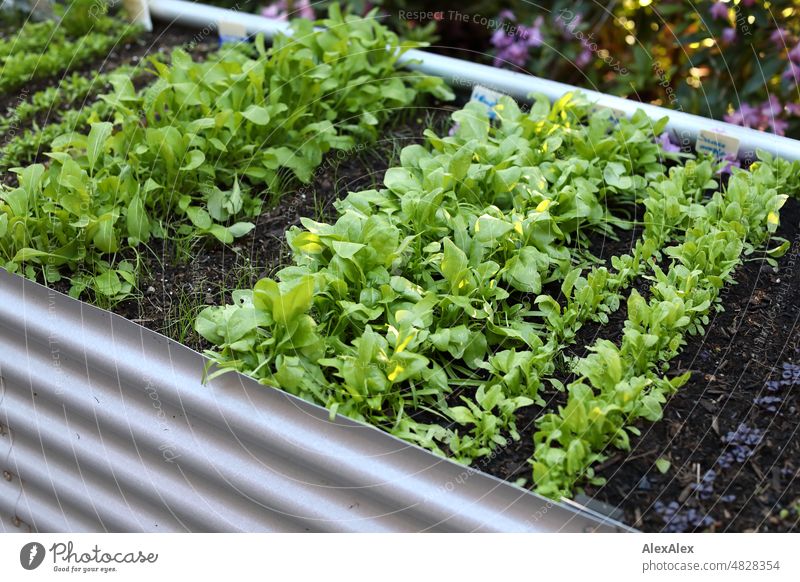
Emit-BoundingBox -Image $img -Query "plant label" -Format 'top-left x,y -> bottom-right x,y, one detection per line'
469,85 -> 509,119
695,129 -> 740,159
123,0 -> 152,32
218,21 -> 249,45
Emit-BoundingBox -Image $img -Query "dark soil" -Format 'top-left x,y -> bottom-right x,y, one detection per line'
100,105 -> 800,533
474,220 -> 650,484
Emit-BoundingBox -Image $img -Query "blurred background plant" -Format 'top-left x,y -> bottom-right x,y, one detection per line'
5,0 -> 796,137
1,0 -> 117,32
246,0 -> 800,138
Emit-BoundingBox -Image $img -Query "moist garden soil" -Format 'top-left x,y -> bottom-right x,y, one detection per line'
111,118 -> 799,532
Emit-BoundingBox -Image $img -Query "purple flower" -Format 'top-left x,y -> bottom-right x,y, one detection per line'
653,501 -> 714,532
261,0 -> 314,21
786,102 -> 800,116
710,2 -> 729,21
690,469 -> 717,500
718,153 -> 741,175
717,423 -> 763,466
526,16 -> 545,48
492,14 -> 544,68
505,43 -> 531,67
724,103 -> 761,127
782,362 -> 800,382
722,27 -> 736,45
754,395 -> 782,413
783,62 -> 800,84
771,118 -> 789,136
657,132 -> 680,153
771,28 -> 788,48
498,9 -> 516,22
575,47 -> 592,68
555,12 -> 582,38
766,379 -> 782,392
760,95 -> 782,118
261,4 -> 288,20
759,96 -> 787,134
789,43 -> 800,64
295,0 -> 314,19
491,27 -> 514,49
725,97 -> 791,136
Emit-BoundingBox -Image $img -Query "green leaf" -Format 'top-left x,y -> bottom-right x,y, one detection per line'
448,406 -> 474,425
254,276 -> 315,328
186,206 -> 213,230
440,238 -> 468,285
93,215 -> 118,253
384,167 -> 419,195
87,122 -> 113,174
126,194 -> 150,244
332,240 -> 365,259
603,162 -> 632,190
11,248 -> 57,263
474,214 -> 514,243
181,150 -> 206,172
492,167 -> 521,194
241,104 -> 271,126
503,247 -> 545,293
227,222 -> 255,238
94,270 -> 121,297
655,458 -> 671,474
208,224 -> 234,244
196,307 -> 225,343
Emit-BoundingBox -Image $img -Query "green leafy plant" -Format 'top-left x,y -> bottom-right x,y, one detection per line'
0,6 -> 452,301
531,156 -> 790,499
196,91 -> 695,461
0,14 -> 136,95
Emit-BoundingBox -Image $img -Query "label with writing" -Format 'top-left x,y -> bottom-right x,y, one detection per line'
695,129 -> 740,159
218,21 -> 249,44
469,85 -> 509,119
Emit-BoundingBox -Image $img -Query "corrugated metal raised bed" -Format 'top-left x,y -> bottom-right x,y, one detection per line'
0,271 -> 626,532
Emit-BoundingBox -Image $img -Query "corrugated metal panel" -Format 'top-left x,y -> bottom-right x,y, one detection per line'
0,270 -> 631,532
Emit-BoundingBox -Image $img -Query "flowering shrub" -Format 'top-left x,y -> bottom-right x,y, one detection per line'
261,0 -> 314,21
484,1 -> 800,138
350,1 -> 800,138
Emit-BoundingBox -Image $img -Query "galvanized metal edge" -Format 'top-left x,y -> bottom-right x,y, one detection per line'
0,271 -> 632,532
148,0 -> 800,162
